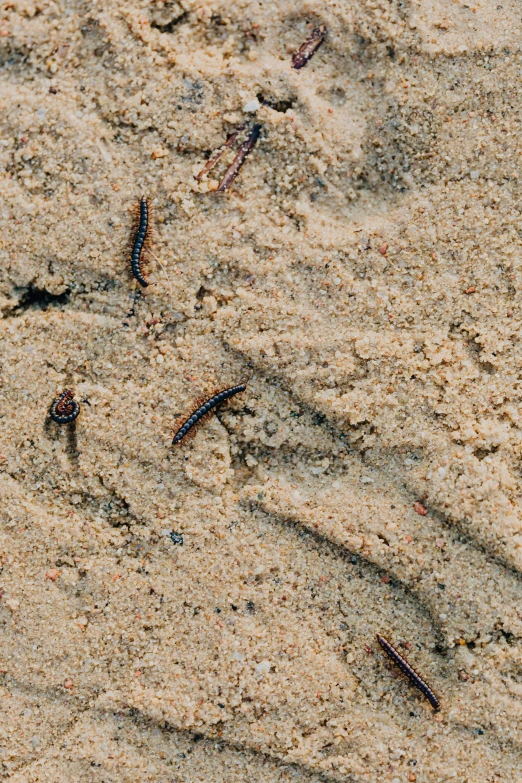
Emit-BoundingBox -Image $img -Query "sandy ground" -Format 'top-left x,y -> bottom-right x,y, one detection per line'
1,1 -> 522,781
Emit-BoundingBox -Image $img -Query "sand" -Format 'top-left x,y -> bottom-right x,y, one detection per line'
1,0 -> 522,781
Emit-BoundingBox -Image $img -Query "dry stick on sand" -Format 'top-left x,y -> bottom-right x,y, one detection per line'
196,126 -> 244,180
291,24 -> 327,70
216,125 -> 261,192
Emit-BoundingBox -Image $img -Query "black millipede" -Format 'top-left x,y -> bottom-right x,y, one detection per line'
49,390 -> 80,424
131,196 -> 151,287
376,634 -> 440,711
172,383 -> 247,445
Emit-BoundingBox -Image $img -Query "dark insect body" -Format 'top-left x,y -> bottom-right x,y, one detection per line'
49,390 -> 80,424
131,196 -> 151,287
291,24 -> 327,70
172,383 -> 247,445
217,125 -> 261,192
376,634 -> 440,711
196,126 -> 244,180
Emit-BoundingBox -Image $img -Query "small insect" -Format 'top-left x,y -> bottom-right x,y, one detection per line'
376,634 -> 440,710
216,125 -> 261,192
291,24 -> 327,70
49,390 -> 80,424
130,196 -> 151,287
172,383 -> 247,445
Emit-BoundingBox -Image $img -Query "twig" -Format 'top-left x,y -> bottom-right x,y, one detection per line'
196,126 -> 244,180
291,24 -> 327,70
216,124 -> 261,192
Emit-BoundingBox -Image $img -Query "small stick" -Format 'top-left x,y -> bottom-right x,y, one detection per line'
291,24 -> 327,70
172,383 -> 247,445
376,634 -> 440,711
196,126 -> 244,180
49,390 -> 80,424
216,125 -> 261,192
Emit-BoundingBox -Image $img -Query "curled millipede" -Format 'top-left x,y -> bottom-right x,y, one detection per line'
130,196 -> 151,287
376,634 -> 440,711
216,125 -> 261,192
291,24 -> 327,70
49,390 -> 80,425
172,383 -> 247,445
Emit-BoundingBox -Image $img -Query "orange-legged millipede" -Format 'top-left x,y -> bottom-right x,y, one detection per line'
172,383 -> 247,445
131,196 -> 150,287
376,634 -> 440,711
49,390 -> 80,424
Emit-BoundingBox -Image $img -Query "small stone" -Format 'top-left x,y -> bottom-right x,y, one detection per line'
464,286 -> 476,294
413,502 -> 427,516
63,678 -> 73,689
45,569 -> 60,581
409,774 -> 417,782
243,98 -> 260,113
379,243 -> 388,255
170,532 -> 184,545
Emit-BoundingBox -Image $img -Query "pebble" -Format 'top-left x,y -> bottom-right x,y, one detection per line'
413,502 -> 427,516
243,99 -> 260,113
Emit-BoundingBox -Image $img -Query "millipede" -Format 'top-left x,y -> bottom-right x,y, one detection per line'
376,634 -> 440,710
172,383 -> 247,445
49,390 -> 80,425
130,196 -> 151,287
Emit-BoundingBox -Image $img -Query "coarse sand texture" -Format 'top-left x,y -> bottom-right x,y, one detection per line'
1,1 -> 522,781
